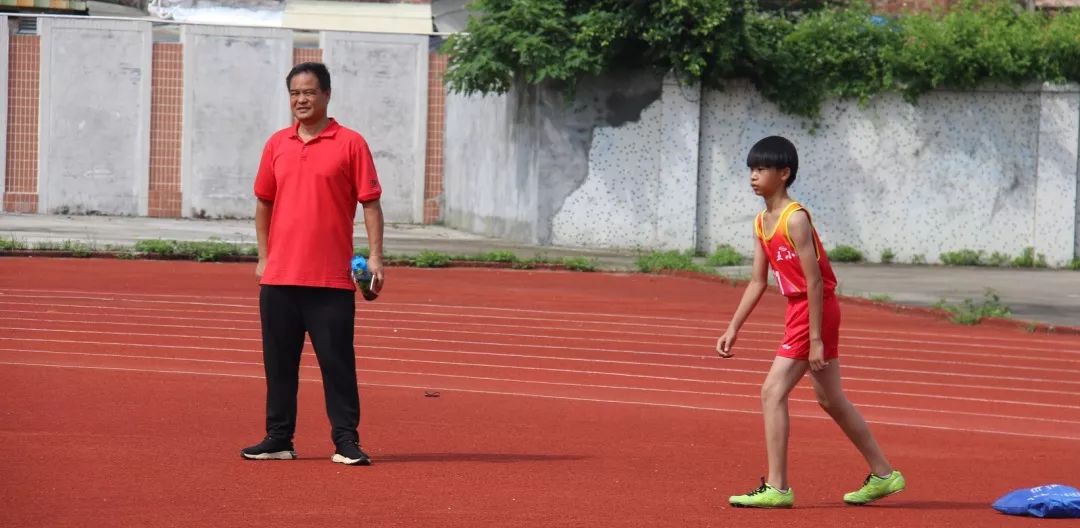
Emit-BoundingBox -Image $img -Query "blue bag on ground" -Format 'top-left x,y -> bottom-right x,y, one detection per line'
993,484 -> 1080,518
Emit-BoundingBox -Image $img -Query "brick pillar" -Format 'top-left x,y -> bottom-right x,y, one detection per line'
4,35 -> 40,213
423,51 -> 446,224
148,42 -> 183,217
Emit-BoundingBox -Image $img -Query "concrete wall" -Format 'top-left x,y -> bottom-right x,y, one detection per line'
0,15 -> 7,203
443,88 -> 539,241
445,76 -> 1079,264
181,25 -> 292,219
322,32 -> 427,223
444,72 -> 701,249
38,18 -> 152,215
1034,86 -> 1080,261
549,74 -> 700,249
698,81 -> 1079,266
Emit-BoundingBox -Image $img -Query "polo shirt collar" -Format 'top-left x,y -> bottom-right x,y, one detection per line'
289,118 -> 341,140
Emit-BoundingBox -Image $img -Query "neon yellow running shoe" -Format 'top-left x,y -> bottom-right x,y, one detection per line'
844,470 -> 906,505
729,478 -> 794,508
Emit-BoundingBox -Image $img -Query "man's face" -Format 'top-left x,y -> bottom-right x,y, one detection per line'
289,72 -> 329,123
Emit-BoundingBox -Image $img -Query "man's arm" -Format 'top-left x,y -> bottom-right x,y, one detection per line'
255,198 -> 273,281
362,199 -> 385,291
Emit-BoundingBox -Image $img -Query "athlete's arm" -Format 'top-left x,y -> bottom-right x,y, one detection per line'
716,228 -> 769,358
789,210 -> 826,371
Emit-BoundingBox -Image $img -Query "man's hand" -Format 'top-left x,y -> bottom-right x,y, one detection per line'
256,259 -> 266,283
367,254 -> 384,293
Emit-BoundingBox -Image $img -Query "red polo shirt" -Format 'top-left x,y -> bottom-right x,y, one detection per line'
254,118 -> 381,290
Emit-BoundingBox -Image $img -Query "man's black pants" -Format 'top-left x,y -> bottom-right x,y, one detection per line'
259,285 -> 359,447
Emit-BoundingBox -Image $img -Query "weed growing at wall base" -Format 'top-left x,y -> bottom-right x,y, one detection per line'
828,245 -> 864,263
413,251 -> 453,268
1012,247 -> 1048,268
706,244 -> 745,267
940,249 -> 984,266
636,250 -> 703,273
0,237 -> 27,251
133,239 -> 253,262
32,240 -> 94,257
934,289 -> 1012,325
941,247 -> 1049,268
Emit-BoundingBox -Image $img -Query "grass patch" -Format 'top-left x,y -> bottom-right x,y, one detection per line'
706,244 -> 744,267
868,293 -> 893,303
133,239 -> 177,255
455,250 -> 519,264
32,240 -> 95,257
560,256 -> 598,272
1069,257 -> 1080,271
987,251 -> 1011,267
828,245 -> 864,263
940,249 -> 984,266
880,248 -> 895,264
133,239 -> 253,262
508,254 -> 548,270
910,254 -> 926,265
1012,247 -> 1047,268
0,237 -> 27,250
511,259 -> 538,270
475,250 -> 518,263
635,250 -> 703,273
942,247 -> 1048,268
413,250 -> 452,268
933,289 -> 1012,325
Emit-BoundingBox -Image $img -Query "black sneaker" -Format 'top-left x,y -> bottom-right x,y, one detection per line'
240,436 -> 297,460
331,442 -> 372,466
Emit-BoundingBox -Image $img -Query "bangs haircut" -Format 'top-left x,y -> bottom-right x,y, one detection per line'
747,136 -> 799,187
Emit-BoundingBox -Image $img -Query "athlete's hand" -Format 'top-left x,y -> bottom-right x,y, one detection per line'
255,259 -> 266,283
716,330 -> 737,358
809,339 -> 828,371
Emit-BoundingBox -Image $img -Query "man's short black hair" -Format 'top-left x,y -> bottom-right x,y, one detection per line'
747,136 -> 799,187
286,62 -> 331,92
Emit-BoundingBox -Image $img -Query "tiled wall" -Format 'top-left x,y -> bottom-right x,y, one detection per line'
423,51 -> 446,224
4,35 -> 39,213
148,42 -> 182,218
293,47 -> 322,65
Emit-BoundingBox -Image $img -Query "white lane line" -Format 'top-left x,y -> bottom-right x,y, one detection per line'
4,314 -> 1078,374
3,347 -> 1076,426
1,342 -> 1077,408
3,289 -> 1076,347
1,359 -> 1076,442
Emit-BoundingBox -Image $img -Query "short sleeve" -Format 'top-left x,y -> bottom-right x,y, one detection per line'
253,139 -> 276,201
352,136 -> 382,203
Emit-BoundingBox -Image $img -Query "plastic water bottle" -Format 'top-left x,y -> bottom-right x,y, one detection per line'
351,255 -> 378,301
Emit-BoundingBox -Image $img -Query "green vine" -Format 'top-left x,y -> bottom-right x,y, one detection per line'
445,1 -> 1080,119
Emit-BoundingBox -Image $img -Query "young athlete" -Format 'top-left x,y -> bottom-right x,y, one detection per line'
716,136 -> 905,508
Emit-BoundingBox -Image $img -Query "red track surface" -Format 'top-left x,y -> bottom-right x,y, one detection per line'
2,258 -> 1078,527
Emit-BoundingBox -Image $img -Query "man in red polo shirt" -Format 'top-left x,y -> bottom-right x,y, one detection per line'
241,62 -> 383,466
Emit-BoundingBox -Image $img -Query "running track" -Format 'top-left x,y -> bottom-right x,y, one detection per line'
1,258 -> 1077,527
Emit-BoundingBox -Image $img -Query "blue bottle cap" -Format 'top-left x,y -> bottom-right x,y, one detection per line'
351,255 -> 367,272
